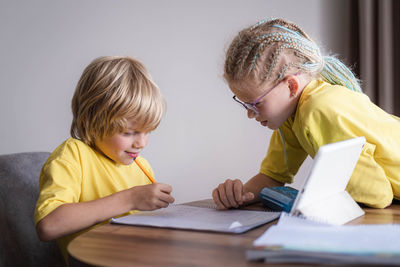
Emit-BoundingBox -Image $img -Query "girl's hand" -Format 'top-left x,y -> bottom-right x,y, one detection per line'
212,179 -> 254,209
130,183 -> 175,211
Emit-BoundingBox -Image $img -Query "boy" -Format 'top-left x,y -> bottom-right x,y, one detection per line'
34,56 -> 174,261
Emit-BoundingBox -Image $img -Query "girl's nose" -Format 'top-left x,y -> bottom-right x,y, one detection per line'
247,109 -> 257,119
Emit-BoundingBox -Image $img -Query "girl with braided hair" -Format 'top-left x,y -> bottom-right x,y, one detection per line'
212,18 -> 400,210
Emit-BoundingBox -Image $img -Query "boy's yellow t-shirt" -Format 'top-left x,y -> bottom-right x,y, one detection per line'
34,138 -> 153,260
260,80 -> 400,208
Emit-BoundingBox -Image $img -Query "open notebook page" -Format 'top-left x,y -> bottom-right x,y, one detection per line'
111,204 -> 280,234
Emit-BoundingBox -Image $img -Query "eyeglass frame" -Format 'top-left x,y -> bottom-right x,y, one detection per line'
232,73 -> 299,115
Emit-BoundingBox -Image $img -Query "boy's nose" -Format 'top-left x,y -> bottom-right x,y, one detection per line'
133,133 -> 147,148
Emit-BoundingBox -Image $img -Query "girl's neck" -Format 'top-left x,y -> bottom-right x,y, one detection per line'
296,73 -> 313,95
290,73 -> 313,117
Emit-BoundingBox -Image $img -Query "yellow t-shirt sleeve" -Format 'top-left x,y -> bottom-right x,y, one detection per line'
34,157 -> 82,225
260,120 -> 308,184
346,142 -> 393,208
295,81 -> 397,208
298,106 -> 394,208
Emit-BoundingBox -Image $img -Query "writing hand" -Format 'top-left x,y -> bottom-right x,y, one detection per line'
130,183 -> 175,211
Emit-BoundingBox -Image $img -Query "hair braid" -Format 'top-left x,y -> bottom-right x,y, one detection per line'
224,18 -> 362,92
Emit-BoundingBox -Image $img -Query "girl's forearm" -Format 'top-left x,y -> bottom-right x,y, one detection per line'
244,173 -> 284,202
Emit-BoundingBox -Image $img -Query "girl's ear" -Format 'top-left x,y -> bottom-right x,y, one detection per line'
287,76 -> 299,97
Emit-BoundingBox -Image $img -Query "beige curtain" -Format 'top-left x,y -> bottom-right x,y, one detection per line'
350,0 -> 400,116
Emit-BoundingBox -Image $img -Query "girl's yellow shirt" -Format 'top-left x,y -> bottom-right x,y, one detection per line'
34,138 -> 153,261
261,80 -> 400,208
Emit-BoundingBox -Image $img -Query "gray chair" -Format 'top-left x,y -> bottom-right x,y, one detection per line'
0,152 -> 64,267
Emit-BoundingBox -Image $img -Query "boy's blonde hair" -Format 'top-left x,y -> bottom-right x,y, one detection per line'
70,56 -> 165,146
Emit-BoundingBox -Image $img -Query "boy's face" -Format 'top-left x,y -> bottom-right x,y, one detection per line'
229,77 -> 298,130
94,120 -> 149,165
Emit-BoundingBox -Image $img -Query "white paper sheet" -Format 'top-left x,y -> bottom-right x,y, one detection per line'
254,213 -> 400,254
111,204 -> 280,234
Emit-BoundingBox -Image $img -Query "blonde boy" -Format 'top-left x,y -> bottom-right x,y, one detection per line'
34,56 -> 174,261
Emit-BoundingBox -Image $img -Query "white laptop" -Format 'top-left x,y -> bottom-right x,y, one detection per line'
290,136 -> 366,225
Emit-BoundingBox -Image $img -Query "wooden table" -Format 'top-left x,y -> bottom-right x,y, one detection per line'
68,199 -> 400,267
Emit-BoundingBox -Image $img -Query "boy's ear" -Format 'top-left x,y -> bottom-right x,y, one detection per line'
287,76 -> 299,97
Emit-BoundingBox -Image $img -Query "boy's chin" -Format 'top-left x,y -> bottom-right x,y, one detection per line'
115,158 -> 135,165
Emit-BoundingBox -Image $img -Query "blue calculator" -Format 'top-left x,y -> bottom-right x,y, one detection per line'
260,186 -> 299,212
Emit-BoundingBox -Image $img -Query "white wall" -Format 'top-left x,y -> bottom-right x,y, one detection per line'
0,0 -> 349,203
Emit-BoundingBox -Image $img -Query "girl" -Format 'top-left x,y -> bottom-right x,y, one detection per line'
212,18 -> 400,210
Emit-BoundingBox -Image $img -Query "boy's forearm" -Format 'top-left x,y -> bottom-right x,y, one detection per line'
36,189 -> 134,241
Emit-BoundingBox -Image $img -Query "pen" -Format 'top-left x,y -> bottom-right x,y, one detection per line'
134,157 -> 157,184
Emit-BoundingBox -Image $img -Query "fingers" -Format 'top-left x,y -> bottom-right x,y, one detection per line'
212,179 -> 247,209
158,183 -> 173,194
233,180 -> 244,205
212,188 -> 226,210
154,183 -> 174,206
155,199 -> 172,209
159,190 -> 175,205
133,183 -> 174,211
217,179 -> 236,208
242,191 -> 254,202
224,179 -> 241,207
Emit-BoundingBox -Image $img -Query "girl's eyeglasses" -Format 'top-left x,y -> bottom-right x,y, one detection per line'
232,79 -> 284,115
232,73 -> 299,115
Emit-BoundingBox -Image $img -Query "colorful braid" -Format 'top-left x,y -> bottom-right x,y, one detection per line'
321,56 -> 362,92
224,18 -> 362,93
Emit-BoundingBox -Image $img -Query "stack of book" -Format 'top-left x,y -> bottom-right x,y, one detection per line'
246,213 -> 400,265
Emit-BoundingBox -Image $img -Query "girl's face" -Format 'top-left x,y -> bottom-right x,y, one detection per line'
229,77 -> 299,130
94,119 -> 149,165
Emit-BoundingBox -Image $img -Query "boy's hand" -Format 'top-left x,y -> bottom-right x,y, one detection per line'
130,183 -> 175,211
212,179 -> 254,209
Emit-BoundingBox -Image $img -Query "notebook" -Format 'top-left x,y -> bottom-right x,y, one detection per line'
111,202 -> 280,234
246,213 -> 400,265
289,136 -> 366,225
